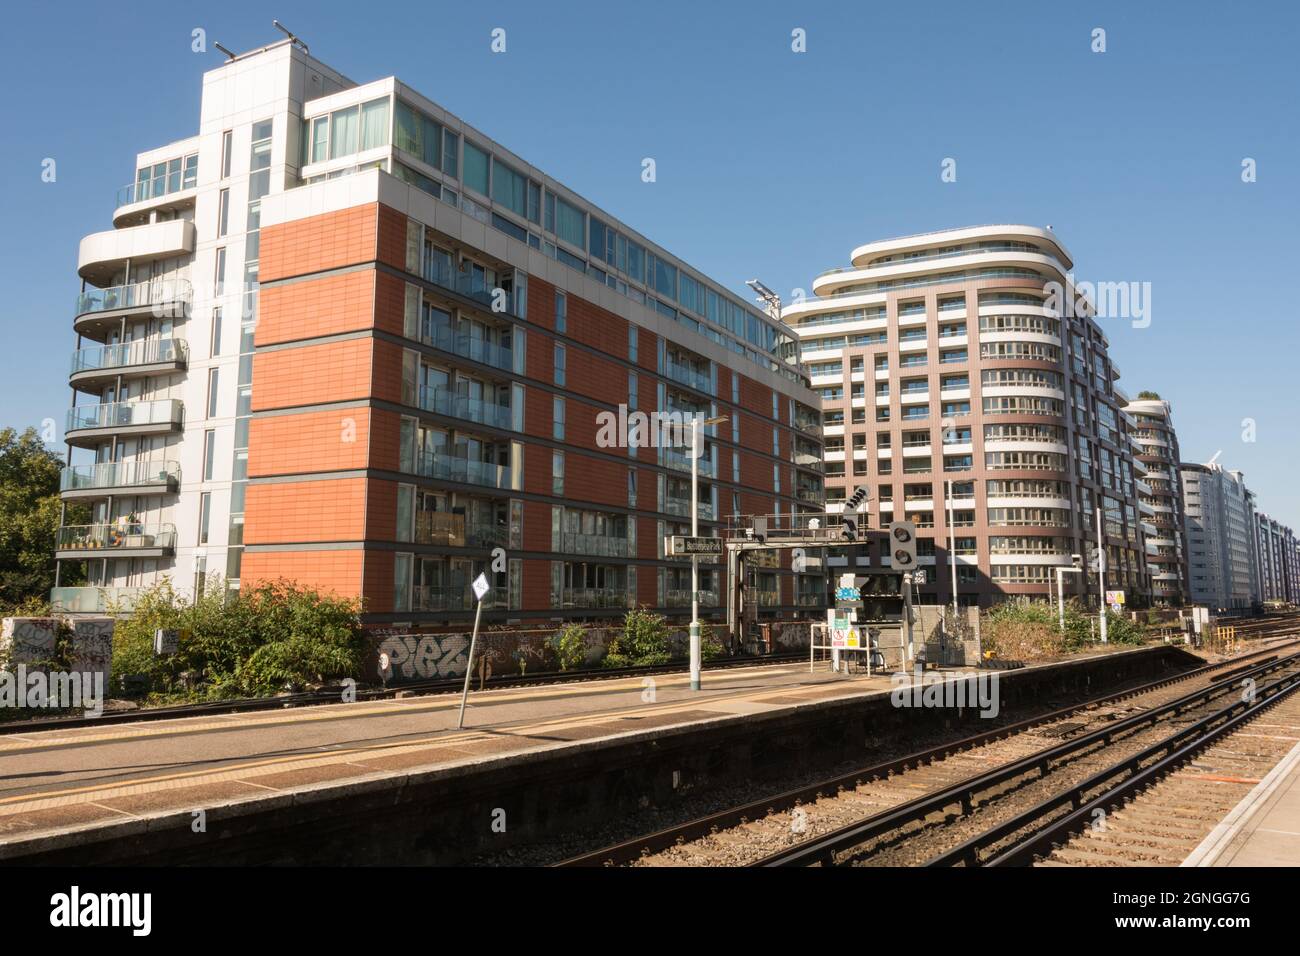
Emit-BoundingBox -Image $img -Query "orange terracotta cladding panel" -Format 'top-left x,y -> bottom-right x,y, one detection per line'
245,477 -> 370,545
241,549 -> 366,602
257,270 -> 378,347
248,408 -> 373,477
251,338 -> 375,412
258,204 -> 379,283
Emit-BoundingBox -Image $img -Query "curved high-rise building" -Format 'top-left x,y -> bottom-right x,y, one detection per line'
1123,394 -> 1188,605
783,225 -> 1151,608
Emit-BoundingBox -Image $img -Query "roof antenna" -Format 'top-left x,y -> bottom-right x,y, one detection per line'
273,20 -> 309,53
214,42 -> 237,60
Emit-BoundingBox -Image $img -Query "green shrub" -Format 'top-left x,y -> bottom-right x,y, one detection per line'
549,623 -> 589,671
698,620 -> 726,662
110,578 -> 365,702
605,607 -> 671,667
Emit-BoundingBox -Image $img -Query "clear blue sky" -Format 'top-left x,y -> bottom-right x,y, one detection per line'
1,1 -> 1296,524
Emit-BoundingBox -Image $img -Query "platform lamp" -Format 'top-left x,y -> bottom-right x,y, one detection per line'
689,414 -> 729,691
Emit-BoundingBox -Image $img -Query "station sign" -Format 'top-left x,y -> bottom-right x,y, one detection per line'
835,586 -> 861,601
666,535 -> 723,556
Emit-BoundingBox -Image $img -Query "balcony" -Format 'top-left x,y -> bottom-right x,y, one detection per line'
743,588 -> 782,607
414,511 -> 507,548
423,258 -> 520,318
50,586 -> 148,614
418,386 -> 514,430
667,588 -> 720,607
66,399 -> 184,446
78,220 -> 196,286
55,522 -> 177,559
60,460 -> 179,499
793,452 -> 824,473
555,587 -> 627,609
663,358 -> 711,394
411,584 -> 508,612
70,338 -> 189,391
664,497 -> 715,521
74,278 -> 192,339
415,451 -> 513,490
425,322 -> 515,372
560,531 -> 631,558
663,449 -> 715,478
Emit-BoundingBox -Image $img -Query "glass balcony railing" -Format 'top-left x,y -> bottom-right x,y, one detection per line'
56,522 -> 177,552
745,589 -> 782,607
67,399 -> 184,434
559,531 -> 630,558
413,511 -> 508,548
71,338 -> 189,376
666,588 -> 720,607
422,259 -> 519,317
411,584 -> 508,612
418,386 -> 513,430
663,449 -> 715,478
416,451 -> 513,489
793,452 -> 824,472
76,278 -> 192,317
664,497 -> 714,521
424,322 -> 514,371
663,359 -> 711,393
60,460 -> 179,493
555,587 -> 627,609
50,586 -> 148,614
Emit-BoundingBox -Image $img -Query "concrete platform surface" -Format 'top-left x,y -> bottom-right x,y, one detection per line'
0,660 -> 906,847
1185,741 -> 1300,867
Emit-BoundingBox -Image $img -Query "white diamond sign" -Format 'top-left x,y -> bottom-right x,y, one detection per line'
471,573 -> 490,602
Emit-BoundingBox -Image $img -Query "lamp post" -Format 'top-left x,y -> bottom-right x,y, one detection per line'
689,414 -> 728,691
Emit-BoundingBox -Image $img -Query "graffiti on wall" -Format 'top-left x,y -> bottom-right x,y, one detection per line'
377,633 -> 470,681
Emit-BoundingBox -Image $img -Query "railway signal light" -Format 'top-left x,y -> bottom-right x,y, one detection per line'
841,515 -> 858,542
889,520 -> 918,572
845,485 -> 870,513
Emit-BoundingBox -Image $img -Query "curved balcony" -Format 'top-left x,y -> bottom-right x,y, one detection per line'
78,220 -> 196,286
66,399 -> 184,447
74,278 -> 192,339
60,460 -> 179,499
55,522 -> 177,560
70,338 -> 189,392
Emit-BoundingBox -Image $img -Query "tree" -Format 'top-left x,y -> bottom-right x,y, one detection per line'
0,427 -> 68,610
1136,390 -> 1162,400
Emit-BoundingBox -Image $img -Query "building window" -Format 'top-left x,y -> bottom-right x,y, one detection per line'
221,130 -> 233,178
628,324 -> 638,362
198,492 -> 212,545
210,307 -> 223,358
214,247 -> 227,296
555,291 -> 567,333
552,451 -> 565,495
207,368 -> 220,418
463,141 -> 490,195
217,188 -> 230,237
554,343 -> 566,386
553,396 -> 565,440
203,429 -> 216,481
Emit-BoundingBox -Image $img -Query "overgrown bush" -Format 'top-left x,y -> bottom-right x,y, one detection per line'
983,598 -> 1147,660
110,578 -> 365,702
698,620 -> 726,662
549,623 -> 589,671
604,607 -> 671,667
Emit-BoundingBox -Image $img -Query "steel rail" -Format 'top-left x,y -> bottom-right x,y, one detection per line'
953,666 -> 1300,867
556,638 -> 1299,867
752,650 -> 1300,867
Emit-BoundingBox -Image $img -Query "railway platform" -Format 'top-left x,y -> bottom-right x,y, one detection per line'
1185,741 -> 1300,867
0,643 -> 1210,864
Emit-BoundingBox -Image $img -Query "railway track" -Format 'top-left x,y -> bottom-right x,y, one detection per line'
758,653 -> 1300,867
558,631 -> 1300,867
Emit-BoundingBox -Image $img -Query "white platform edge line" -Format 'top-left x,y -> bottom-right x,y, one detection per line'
1181,740 -> 1300,867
